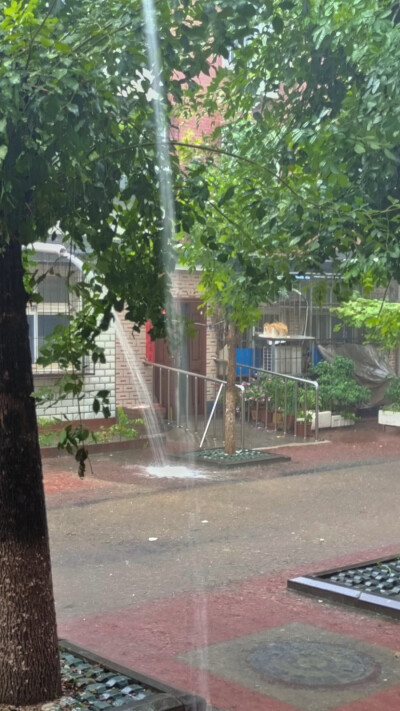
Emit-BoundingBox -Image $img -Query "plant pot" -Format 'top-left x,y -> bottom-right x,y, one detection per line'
331,414 -> 354,428
285,413 -> 295,433
296,420 -> 312,437
273,411 -> 284,430
378,409 -> 400,427
250,407 -> 272,423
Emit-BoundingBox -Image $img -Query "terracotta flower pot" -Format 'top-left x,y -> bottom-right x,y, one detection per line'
296,420 -> 312,437
250,407 -> 271,423
285,414 -> 295,433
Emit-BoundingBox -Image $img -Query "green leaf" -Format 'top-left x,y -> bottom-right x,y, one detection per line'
354,143 -> 365,154
272,16 -> 284,34
218,185 -> 235,206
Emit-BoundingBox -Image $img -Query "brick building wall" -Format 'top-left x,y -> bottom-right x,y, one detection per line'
35,326 -> 116,420
114,316 -> 151,410
115,268 -> 218,410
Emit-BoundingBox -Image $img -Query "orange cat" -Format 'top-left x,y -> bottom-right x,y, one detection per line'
263,321 -> 289,337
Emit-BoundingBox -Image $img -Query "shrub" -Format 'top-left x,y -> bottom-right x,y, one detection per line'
312,356 -> 370,414
384,377 -> 400,411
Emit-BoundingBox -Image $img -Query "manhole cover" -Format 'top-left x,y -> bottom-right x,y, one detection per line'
248,641 -> 380,688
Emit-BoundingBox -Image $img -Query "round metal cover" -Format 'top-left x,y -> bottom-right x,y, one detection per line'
248,641 -> 380,688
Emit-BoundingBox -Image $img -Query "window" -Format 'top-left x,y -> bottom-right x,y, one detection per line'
27,253 -> 80,374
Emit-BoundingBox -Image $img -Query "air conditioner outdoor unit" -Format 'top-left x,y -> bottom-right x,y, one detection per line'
262,345 -> 302,375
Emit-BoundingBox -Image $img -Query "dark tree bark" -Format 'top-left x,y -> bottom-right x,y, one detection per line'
0,240 -> 61,704
224,322 -> 237,455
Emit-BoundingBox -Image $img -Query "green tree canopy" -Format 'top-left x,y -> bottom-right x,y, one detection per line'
192,0 -> 400,288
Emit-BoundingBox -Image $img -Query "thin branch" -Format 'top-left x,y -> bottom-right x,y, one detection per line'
25,0 -> 59,70
173,141 -> 315,204
378,282 -> 391,316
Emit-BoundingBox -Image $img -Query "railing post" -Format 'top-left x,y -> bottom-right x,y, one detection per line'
167,369 -> 171,423
240,386 -> 245,451
185,373 -> 189,431
177,372 -> 181,427
194,376 -> 198,433
314,381 -> 319,441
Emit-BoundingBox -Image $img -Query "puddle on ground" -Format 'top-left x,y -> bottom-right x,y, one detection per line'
121,464 -> 210,479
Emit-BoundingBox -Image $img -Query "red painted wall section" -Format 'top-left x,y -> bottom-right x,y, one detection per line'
172,59 -> 223,143
145,321 -> 156,362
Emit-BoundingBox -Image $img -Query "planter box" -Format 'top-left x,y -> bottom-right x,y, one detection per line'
331,414 -> 354,428
378,409 -> 400,427
309,411 -> 332,430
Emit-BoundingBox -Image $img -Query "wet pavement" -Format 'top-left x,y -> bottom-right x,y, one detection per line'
45,418 -> 400,711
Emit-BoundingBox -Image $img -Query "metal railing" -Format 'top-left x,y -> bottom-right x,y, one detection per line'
236,363 -> 319,441
145,361 -> 245,450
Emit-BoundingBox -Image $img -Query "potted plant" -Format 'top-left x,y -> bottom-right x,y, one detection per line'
295,410 -> 313,437
243,375 -> 273,423
277,377 -> 297,432
378,376 -> 400,427
312,356 -> 370,426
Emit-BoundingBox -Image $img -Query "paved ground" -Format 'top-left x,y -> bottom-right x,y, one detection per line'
45,419 -> 400,710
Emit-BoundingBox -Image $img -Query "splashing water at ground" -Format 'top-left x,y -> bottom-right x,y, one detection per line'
145,464 -> 208,479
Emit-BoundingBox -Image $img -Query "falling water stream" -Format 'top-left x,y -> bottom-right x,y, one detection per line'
139,0 -> 211,703
114,316 -> 207,478
114,317 -> 167,467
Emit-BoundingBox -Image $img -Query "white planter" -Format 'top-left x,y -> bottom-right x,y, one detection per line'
378,409 -> 400,427
331,414 -> 354,428
309,411 -> 332,430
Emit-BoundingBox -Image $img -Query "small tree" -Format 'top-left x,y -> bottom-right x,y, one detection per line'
177,153 -> 299,454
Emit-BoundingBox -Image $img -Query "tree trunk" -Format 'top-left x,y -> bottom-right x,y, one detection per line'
224,322 -> 237,455
0,240 -> 61,704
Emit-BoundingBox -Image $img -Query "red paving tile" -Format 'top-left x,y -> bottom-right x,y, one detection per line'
44,471 -> 114,495
334,687 -> 400,711
59,552 -> 400,711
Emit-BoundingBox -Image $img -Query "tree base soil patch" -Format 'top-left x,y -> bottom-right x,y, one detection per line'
170,447 -> 290,468
288,555 -> 400,619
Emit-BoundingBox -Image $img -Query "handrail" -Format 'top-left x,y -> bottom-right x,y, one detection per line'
237,363 -> 319,440
144,360 -> 227,386
144,360 -> 246,449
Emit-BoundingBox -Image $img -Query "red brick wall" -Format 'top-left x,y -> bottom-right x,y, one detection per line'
115,269 -> 218,409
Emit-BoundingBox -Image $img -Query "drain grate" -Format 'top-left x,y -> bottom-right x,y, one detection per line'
288,555 -> 400,619
170,448 -> 290,468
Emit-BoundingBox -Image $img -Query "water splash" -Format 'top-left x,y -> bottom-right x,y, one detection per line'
146,464 -> 208,479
